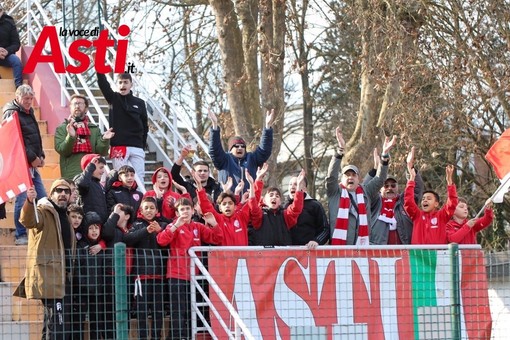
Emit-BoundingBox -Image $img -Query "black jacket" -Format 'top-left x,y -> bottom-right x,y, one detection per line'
123,218 -> 168,277
0,13 -> 20,55
106,181 -> 143,214
171,163 -> 222,202
75,237 -> 105,295
284,194 -> 330,245
3,100 -> 45,164
75,162 -> 108,222
97,73 -> 148,149
249,207 -> 292,246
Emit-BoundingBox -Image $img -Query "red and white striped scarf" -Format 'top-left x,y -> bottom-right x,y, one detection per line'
378,197 -> 398,230
331,185 -> 369,245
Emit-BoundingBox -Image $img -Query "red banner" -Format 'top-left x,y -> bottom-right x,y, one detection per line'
208,248 -> 491,339
0,114 -> 32,204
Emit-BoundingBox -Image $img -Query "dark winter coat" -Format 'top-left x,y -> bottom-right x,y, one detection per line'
3,100 -> 45,164
75,162 -> 108,222
0,13 -> 20,55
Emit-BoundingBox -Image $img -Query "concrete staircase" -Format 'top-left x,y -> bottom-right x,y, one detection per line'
0,66 -> 45,339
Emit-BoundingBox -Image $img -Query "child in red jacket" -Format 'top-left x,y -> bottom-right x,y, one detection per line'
446,198 -> 494,244
194,169 -> 262,246
404,165 -> 458,244
156,198 -> 223,340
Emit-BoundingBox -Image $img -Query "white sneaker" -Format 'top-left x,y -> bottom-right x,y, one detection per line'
15,235 -> 28,246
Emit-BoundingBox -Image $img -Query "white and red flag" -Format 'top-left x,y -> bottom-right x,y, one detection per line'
485,128 -> 510,204
0,113 -> 33,204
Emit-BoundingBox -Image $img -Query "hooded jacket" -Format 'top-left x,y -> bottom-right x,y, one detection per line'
76,219 -> 105,295
97,73 -> 148,149
144,167 -> 191,220
209,126 -> 273,192
15,198 -> 76,299
3,100 -> 45,164
75,161 -> 108,222
0,13 -> 20,55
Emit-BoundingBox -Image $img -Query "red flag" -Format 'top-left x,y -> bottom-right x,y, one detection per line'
0,113 -> 33,204
485,128 -> 510,179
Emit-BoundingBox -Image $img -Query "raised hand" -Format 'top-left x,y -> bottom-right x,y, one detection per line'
221,176 -> 233,193
406,146 -> 416,171
191,170 -> 203,190
296,169 -> 306,191
265,109 -> 275,128
26,186 -> 37,203
203,212 -> 218,227
256,163 -> 269,182
172,180 -> 187,194
373,147 -> 380,170
409,167 -> 416,182
208,108 -> 218,129
180,144 -> 192,158
446,164 -> 454,185
336,127 -> 345,150
234,179 -> 245,196
382,135 -> 397,156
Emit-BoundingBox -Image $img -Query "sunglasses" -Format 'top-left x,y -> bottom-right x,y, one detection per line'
54,187 -> 71,194
384,183 -> 397,189
233,144 -> 246,149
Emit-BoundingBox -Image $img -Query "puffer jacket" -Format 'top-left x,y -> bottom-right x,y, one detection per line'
3,100 -> 45,164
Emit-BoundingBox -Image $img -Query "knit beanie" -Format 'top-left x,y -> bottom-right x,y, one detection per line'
228,136 -> 246,151
49,179 -> 71,195
80,153 -> 101,170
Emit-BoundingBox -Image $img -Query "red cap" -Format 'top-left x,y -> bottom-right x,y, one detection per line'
81,153 -> 101,170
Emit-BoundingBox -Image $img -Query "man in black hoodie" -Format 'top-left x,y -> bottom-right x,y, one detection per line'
0,4 -> 22,88
97,72 -> 148,184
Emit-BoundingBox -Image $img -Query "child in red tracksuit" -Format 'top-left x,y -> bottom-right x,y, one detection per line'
404,165 -> 458,244
446,198 -> 494,244
249,168 -> 306,246
194,170 -> 262,246
156,198 -> 223,340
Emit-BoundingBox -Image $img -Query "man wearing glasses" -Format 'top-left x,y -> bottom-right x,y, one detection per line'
368,147 -> 424,245
14,179 -> 76,339
208,109 -> 274,192
55,94 -> 114,180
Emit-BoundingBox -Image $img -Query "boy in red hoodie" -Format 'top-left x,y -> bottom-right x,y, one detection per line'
404,165 -> 458,244
194,169 -> 262,246
156,198 -> 223,340
446,198 -> 494,244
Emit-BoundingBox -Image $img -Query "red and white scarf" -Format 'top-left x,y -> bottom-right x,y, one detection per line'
332,185 -> 369,245
378,198 -> 398,230
72,116 -> 92,153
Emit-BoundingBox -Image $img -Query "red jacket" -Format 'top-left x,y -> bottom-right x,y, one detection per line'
144,190 -> 191,220
404,181 -> 458,244
197,189 -> 262,246
156,221 -> 223,281
446,208 -> 494,244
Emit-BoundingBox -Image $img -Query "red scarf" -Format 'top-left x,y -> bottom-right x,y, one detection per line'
331,185 -> 369,245
378,197 -> 398,230
72,116 -> 92,153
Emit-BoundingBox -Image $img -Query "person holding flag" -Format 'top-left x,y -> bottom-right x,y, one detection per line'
2,85 -> 47,245
484,127 -> 510,205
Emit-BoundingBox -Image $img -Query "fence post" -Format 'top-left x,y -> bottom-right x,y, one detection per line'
448,243 -> 461,340
114,242 -> 129,340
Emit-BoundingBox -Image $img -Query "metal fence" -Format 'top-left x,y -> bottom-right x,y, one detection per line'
0,244 -> 509,339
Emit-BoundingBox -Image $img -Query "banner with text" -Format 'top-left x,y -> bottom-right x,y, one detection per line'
208,248 -> 491,339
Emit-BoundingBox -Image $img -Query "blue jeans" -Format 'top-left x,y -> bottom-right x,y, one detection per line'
0,54 -> 23,88
15,169 -> 47,238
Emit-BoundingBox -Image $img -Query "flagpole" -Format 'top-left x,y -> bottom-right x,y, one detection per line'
474,175 -> 510,218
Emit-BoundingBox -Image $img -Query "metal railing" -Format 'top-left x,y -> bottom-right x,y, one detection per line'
10,0 -> 210,188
